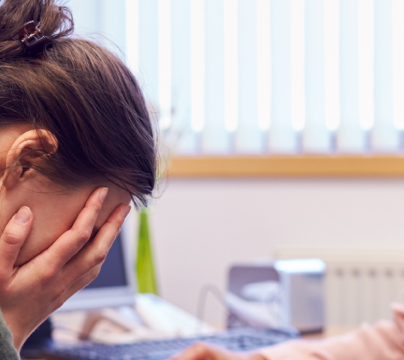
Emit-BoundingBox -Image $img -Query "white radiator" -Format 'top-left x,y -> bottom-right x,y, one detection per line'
275,249 -> 404,326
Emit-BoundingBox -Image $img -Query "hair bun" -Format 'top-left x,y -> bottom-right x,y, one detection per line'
0,0 -> 73,59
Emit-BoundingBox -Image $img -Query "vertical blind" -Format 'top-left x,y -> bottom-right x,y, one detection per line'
69,0 -> 404,156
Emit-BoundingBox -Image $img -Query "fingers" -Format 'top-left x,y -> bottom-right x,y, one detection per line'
44,187 -> 109,270
52,266 -> 102,312
61,204 -> 130,286
0,207 -> 33,277
169,343 -> 217,360
170,344 -> 243,360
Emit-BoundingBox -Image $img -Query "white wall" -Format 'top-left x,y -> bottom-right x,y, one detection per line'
148,178 -> 404,326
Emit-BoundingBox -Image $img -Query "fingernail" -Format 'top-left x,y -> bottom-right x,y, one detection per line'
99,188 -> 109,203
122,206 -> 131,220
14,206 -> 31,224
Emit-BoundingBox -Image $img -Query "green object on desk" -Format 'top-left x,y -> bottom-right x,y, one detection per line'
136,207 -> 158,294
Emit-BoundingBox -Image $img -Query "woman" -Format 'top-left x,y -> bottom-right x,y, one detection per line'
0,0 -> 156,357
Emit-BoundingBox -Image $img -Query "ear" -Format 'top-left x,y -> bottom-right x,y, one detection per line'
2,130 -> 58,190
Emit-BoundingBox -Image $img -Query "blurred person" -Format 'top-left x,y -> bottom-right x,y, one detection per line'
2,1 -> 403,360
0,0 -> 156,357
169,304 -> 404,360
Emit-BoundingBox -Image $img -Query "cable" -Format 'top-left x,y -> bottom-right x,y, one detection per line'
196,283 -> 283,333
195,284 -> 231,334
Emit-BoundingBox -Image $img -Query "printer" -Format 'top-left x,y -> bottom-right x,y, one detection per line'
225,259 -> 326,333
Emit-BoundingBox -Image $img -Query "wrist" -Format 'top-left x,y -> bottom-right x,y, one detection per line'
11,331 -> 25,352
2,313 -> 27,352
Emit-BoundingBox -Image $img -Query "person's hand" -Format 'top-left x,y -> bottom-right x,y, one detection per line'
169,343 -> 266,360
0,187 -> 130,351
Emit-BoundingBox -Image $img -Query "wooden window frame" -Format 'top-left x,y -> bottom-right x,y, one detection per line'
167,155 -> 404,178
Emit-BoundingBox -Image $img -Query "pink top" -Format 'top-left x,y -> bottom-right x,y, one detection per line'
260,303 -> 404,360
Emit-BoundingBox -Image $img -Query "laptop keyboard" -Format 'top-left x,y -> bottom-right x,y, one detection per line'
42,327 -> 299,360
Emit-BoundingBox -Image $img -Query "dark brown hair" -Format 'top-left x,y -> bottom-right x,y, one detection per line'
0,0 -> 156,207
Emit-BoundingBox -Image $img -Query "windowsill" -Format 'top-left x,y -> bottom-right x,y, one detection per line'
167,155 -> 404,178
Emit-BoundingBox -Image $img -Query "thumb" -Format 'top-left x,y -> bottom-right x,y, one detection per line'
0,206 -> 33,275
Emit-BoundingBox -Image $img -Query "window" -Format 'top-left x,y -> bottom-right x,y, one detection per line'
69,0 -> 404,174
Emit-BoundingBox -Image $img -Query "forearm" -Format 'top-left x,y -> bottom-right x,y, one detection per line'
258,311 -> 404,360
258,339 -> 336,360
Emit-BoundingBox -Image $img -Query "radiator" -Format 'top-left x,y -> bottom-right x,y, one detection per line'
275,249 -> 404,326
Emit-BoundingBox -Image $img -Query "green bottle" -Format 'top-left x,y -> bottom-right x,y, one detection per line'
136,207 -> 158,294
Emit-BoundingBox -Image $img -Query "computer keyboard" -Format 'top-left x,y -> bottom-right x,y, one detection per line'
42,327 -> 300,360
